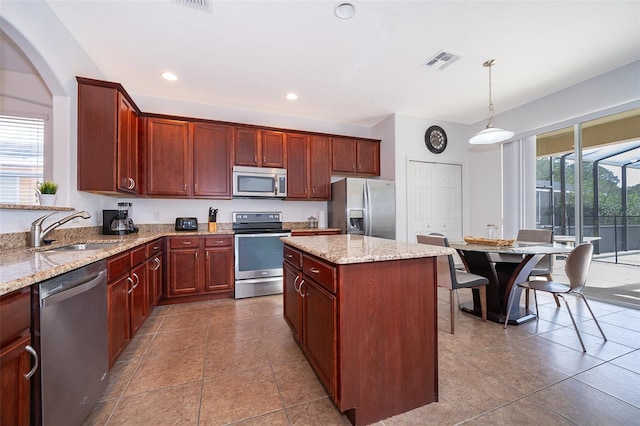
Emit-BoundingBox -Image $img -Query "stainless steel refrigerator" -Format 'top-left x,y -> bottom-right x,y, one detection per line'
329,178 -> 396,240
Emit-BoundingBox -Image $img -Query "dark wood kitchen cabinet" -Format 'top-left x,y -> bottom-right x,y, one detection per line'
77,77 -> 141,195
146,238 -> 164,308
192,122 -> 233,198
283,246 -> 303,343
286,134 -> 331,200
129,246 -> 147,337
0,288 -> 33,426
234,127 -> 286,168
166,235 -> 234,301
144,117 -> 190,197
331,137 -> 380,176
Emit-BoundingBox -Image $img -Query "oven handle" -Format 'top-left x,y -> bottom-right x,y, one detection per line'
234,232 -> 291,239
234,276 -> 283,285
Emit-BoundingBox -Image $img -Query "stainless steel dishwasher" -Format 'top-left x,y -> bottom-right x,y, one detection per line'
38,259 -> 109,426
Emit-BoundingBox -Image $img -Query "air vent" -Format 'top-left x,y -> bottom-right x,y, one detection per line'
423,50 -> 462,70
172,0 -> 212,13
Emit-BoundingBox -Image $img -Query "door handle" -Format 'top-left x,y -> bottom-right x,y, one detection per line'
24,345 -> 39,380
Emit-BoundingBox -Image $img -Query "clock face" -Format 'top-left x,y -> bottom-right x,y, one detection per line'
425,126 -> 447,154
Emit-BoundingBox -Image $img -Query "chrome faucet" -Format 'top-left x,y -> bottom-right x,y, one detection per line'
30,211 -> 92,247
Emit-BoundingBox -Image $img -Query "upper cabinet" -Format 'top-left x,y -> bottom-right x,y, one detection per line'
331,138 -> 380,176
234,127 -> 286,168
77,77 -> 141,195
192,122 -> 233,199
287,133 -> 331,200
143,117 -> 190,197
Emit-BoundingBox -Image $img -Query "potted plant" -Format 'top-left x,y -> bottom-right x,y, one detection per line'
36,181 -> 58,206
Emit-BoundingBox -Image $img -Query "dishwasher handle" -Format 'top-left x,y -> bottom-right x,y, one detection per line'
41,269 -> 106,308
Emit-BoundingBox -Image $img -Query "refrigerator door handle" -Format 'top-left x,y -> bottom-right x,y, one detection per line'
364,181 -> 371,236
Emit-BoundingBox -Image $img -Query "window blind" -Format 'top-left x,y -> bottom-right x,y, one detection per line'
0,115 -> 44,204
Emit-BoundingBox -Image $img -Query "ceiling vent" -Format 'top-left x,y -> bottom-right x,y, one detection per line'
423,50 -> 462,70
172,0 -> 213,13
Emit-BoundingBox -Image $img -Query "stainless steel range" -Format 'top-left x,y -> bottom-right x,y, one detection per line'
233,211 -> 291,298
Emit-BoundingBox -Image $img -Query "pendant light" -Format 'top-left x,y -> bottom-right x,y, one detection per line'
469,59 -> 514,145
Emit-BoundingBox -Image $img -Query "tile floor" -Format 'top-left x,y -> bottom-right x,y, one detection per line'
84,287 -> 640,425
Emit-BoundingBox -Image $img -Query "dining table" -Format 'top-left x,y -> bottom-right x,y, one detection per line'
448,240 -> 573,325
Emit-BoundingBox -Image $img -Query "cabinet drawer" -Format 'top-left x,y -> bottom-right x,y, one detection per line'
130,245 -> 146,266
0,287 -> 30,347
146,238 -> 163,257
303,255 -> 336,293
205,235 -> 232,247
108,251 -> 131,281
169,236 -> 201,249
284,245 -> 302,269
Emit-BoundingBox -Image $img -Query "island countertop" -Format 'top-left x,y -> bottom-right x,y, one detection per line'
281,234 -> 455,264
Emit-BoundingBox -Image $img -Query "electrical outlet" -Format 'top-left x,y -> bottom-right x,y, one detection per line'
152,211 -> 160,222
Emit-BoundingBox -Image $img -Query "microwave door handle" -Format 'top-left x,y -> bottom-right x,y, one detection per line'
274,177 -> 278,196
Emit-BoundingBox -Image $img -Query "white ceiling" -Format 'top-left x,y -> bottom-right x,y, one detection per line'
10,1 -> 640,127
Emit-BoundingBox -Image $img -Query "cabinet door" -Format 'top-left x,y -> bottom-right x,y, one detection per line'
167,249 -> 201,297
356,140 -> 380,175
331,137 -> 357,173
283,262 -> 302,343
309,135 -> 331,199
203,247 -> 234,292
0,334 -> 31,426
302,278 -> 336,396
147,254 -> 163,308
107,275 -> 130,368
117,93 -> 138,193
146,118 -> 190,196
234,127 -> 259,166
192,123 -> 233,198
129,263 -> 147,336
286,133 -> 308,199
261,131 -> 285,168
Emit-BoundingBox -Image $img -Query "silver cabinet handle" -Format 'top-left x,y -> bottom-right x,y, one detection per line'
299,280 -> 305,298
293,275 -> 300,293
181,241 -> 192,245
153,257 -> 161,270
153,245 -> 160,250
127,276 -> 134,293
24,345 -> 38,380
309,267 -> 320,274
132,272 -> 139,289
128,177 -> 135,190
286,254 -> 293,258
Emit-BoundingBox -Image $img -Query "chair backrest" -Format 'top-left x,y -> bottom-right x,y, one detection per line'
565,242 -> 594,292
517,229 -> 554,272
416,234 -> 454,290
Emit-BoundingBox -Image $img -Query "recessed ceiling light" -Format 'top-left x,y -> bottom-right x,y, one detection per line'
162,72 -> 178,81
335,2 -> 355,19
286,93 -> 298,101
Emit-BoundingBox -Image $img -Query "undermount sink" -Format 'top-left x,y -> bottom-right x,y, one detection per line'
41,243 -> 118,252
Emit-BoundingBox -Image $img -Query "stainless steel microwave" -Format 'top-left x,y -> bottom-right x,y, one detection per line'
232,166 -> 287,198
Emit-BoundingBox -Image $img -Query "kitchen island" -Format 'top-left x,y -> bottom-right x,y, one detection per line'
281,234 -> 454,425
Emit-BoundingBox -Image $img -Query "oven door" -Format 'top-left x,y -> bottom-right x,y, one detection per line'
234,232 -> 290,280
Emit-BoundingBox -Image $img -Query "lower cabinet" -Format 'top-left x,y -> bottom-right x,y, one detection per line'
0,288 -> 34,426
166,235 -> 234,301
146,238 -> 164,308
283,258 -> 302,342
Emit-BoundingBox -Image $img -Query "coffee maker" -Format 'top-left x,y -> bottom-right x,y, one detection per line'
102,202 -> 138,235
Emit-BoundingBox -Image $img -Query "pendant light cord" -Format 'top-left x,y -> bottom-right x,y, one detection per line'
484,59 -> 496,128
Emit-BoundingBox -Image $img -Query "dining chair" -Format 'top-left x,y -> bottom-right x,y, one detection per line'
503,242 -> 606,352
417,234 -> 488,334
516,228 -> 560,308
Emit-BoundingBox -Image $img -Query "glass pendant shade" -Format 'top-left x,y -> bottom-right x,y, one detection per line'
469,125 -> 515,145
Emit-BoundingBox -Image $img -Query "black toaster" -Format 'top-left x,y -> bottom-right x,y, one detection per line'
175,217 -> 198,231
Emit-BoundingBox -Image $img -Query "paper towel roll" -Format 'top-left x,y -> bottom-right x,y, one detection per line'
318,211 -> 327,228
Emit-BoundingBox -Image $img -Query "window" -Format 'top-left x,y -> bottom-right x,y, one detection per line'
0,114 -> 44,204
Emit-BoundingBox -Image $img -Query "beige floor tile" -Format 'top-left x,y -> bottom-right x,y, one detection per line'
117,331 -> 154,363
158,310 -> 211,332
199,366 -> 283,425
285,397 -> 350,425
146,326 -> 208,356
263,332 -> 306,366
99,359 -> 139,401
463,398 -> 574,425
574,362 -> 640,407
124,347 -> 205,395
208,317 -> 262,342
272,358 -> 327,407
258,315 -> 292,337
135,313 -> 165,335
203,337 -> 270,377
82,397 -> 118,426
538,326 -> 635,360
598,311 -> 640,332
250,296 -> 284,318
527,378 -> 640,425
232,410 -> 290,425
210,304 -> 255,323
576,319 -> 640,348
108,381 -> 201,425
384,398 -> 474,425
166,300 -> 211,315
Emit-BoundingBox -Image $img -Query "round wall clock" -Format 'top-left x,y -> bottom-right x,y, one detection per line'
425,125 -> 447,154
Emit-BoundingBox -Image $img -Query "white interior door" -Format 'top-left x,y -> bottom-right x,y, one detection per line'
407,160 -> 462,242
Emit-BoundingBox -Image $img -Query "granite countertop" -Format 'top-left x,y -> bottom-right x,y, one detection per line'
0,230 -> 233,297
281,234 -> 455,265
